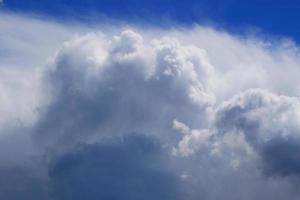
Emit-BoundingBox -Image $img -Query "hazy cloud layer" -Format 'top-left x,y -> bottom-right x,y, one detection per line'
1,13 -> 300,199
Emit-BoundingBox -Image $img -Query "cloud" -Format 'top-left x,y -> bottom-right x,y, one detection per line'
33,28 -> 215,151
48,134 -> 183,200
0,13 -> 77,130
172,119 -> 212,157
174,89 -> 300,180
2,13 -> 300,200
214,89 -> 300,177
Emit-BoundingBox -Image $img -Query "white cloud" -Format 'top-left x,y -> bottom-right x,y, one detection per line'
172,120 -> 212,157
1,13 -> 300,200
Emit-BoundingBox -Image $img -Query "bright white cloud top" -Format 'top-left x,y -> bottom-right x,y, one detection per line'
1,13 -> 300,200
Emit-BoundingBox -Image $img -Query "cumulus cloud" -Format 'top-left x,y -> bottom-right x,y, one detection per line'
33,28 -> 215,151
214,89 -> 300,177
2,13 -> 300,200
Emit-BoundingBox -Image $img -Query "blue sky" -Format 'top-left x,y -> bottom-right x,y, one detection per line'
2,0 -> 300,41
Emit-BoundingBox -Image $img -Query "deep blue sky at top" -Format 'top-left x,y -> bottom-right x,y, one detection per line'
2,0 -> 300,42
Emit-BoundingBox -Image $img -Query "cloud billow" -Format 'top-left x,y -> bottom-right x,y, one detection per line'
2,13 -> 300,199
33,30 -> 214,150
214,89 -> 300,178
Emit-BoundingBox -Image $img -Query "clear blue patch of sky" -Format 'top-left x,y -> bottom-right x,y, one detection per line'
2,0 -> 300,42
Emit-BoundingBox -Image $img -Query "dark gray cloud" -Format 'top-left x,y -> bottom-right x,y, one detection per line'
0,166 -> 49,200
48,134 -> 182,200
261,137 -> 300,178
0,129 -> 49,200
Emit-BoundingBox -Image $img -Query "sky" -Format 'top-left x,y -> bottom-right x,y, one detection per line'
2,0 -> 300,42
1,1 -> 300,200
